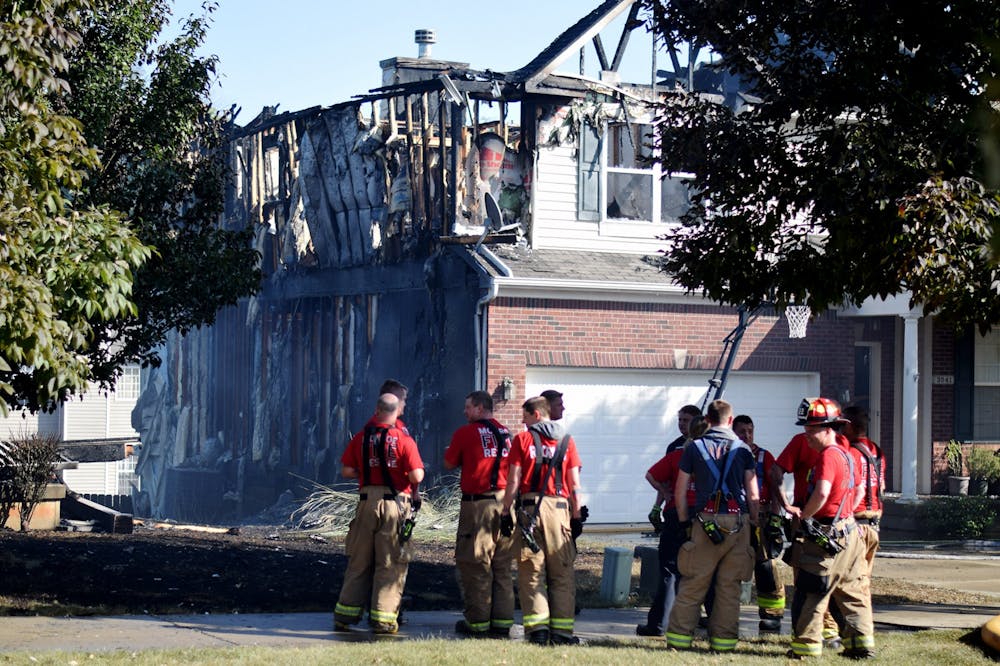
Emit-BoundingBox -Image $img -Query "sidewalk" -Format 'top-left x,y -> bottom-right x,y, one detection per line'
3,542 -> 999,653
1,602 -> 998,653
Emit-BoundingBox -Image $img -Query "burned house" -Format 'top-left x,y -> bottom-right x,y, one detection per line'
132,0 -> 988,524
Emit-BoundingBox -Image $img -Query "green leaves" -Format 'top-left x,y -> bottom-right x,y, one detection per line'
0,0 -> 259,412
0,0 -> 152,413
646,0 -> 1000,330
62,0 -> 260,382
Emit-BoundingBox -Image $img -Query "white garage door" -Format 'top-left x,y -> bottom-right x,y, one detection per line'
524,367 -> 819,524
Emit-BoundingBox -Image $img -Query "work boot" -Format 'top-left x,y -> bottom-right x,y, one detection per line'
489,626 -> 511,639
454,620 -> 487,638
370,621 -> 398,635
333,620 -> 351,632
824,636 -> 843,650
635,624 -> 663,637
550,633 -> 580,645
526,629 -> 550,645
758,617 -> 782,633
841,648 -> 875,660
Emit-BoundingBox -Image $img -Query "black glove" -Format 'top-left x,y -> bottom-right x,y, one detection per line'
579,505 -> 589,523
570,517 -> 584,540
500,512 -> 514,537
648,505 -> 663,532
412,498 -> 422,512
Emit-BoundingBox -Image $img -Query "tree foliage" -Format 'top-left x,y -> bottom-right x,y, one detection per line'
62,0 -> 260,383
0,0 -> 152,413
644,0 -> 1000,331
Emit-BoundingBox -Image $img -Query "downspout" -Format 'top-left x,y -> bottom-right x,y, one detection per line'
474,246 -> 512,390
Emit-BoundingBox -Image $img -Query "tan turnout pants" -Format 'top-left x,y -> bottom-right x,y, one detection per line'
667,513 -> 754,652
333,486 -> 412,630
789,520 -> 875,657
455,492 -> 515,633
516,494 -> 576,639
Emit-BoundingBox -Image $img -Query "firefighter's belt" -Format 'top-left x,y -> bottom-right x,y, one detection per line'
360,493 -> 411,502
461,493 -> 499,502
518,497 -> 567,510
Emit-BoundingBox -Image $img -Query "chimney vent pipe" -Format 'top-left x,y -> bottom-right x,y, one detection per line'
415,28 -> 436,58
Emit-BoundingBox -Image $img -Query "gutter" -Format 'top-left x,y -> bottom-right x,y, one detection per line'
473,246 -> 511,389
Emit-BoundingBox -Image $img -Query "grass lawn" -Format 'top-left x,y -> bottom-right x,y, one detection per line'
2,630 -> 995,665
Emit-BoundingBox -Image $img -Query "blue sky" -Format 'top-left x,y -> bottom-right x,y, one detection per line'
168,0 -> 663,120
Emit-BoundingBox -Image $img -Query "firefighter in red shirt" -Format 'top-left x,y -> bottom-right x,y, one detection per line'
500,396 -> 584,646
733,414 -> 785,633
364,379 -> 410,434
770,426 -> 850,645
635,437 -> 699,636
443,390 -> 515,638
842,406 -> 885,600
786,397 -> 874,659
333,393 -> 424,634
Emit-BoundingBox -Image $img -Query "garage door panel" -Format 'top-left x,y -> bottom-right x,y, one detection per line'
525,367 -> 818,524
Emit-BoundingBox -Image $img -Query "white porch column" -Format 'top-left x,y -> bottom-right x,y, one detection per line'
900,314 -> 920,500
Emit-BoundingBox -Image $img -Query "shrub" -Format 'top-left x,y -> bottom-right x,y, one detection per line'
965,445 -> 1000,481
944,439 -> 965,476
917,496 -> 999,539
0,433 -> 60,531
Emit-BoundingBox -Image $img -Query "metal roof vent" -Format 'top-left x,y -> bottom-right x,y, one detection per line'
415,29 -> 436,58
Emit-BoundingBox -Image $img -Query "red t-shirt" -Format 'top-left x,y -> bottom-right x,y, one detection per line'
775,433 -> 818,506
443,418 -> 512,494
647,449 -> 695,510
342,423 -> 423,495
508,428 -> 582,498
811,444 -> 863,519
776,432 -> 852,506
750,443 -> 776,504
850,437 -> 884,513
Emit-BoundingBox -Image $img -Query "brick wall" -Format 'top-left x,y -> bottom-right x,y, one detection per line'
485,297 -> 858,427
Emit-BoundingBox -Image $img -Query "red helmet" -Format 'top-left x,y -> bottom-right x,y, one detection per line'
795,397 -> 849,426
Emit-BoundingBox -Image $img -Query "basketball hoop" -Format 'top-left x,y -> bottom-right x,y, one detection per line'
785,305 -> 811,339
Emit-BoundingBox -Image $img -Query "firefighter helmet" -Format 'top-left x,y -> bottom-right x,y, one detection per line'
795,397 -> 849,426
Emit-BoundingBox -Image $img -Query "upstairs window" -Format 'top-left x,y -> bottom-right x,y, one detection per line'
606,123 -> 692,224
115,365 -> 141,402
579,120 -> 692,226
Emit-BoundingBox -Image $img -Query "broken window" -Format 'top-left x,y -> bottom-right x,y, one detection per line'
604,122 -> 691,224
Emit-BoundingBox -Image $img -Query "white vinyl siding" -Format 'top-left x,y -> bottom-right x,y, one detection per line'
525,367 -> 819,524
530,117 -> 676,255
62,455 -> 140,495
0,410 -> 45,441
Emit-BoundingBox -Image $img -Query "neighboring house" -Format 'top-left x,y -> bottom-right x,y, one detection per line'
0,364 -> 141,504
132,0 -> 991,523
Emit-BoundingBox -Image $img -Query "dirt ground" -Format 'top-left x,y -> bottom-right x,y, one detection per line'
0,525 -> 606,617
0,524 -> 991,617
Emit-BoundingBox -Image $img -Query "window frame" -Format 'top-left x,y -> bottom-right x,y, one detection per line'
114,365 -> 141,402
598,120 -> 692,237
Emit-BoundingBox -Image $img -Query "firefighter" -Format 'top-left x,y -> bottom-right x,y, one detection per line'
842,405 -> 885,604
500,396 -> 584,646
333,393 -> 424,634
443,390 -> 515,638
786,397 -> 874,659
732,414 -> 786,633
666,399 -> 759,653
